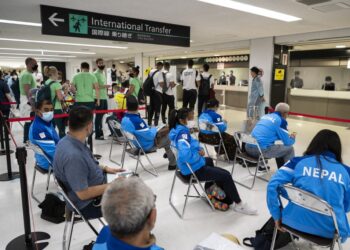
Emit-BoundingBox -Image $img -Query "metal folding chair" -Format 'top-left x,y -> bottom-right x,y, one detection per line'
121,129 -> 158,177
108,119 -> 128,167
231,131 -> 270,189
198,120 -> 229,165
169,146 -> 215,219
53,176 -> 105,250
271,184 -> 343,250
27,142 -> 53,203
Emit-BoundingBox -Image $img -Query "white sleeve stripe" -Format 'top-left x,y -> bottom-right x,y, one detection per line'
280,166 -> 294,173
136,128 -> 149,132
178,139 -> 190,147
281,128 -> 289,134
35,140 -> 55,144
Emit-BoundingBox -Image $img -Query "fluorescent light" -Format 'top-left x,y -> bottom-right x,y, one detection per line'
181,56 -> 187,59
0,56 -> 66,60
336,45 -> 346,48
197,0 -> 301,22
119,61 -> 125,63
0,19 -> 42,27
0,38 -> 128,49
0,52 -> 76,58
347,59 -> 350,69
214,54 -> 220,56
0,47 -> 96,55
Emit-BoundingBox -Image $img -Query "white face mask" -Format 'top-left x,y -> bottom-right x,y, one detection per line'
12,75 -> 18,80
41,111 -> 54,122
187,120 -> 196,129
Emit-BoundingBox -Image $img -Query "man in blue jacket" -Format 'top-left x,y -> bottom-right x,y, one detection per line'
121,96 -> 176,170
29,99 -> 59,170
245,103 -> 295,169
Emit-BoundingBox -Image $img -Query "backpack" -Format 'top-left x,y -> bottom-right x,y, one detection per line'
143,70 -> 159,96
198,74 -> 212,96
36,80 -> 56,105
38,192 -> 66,224
243,217 -> 292,250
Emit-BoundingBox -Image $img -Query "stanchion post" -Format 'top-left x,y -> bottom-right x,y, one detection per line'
6,147 -> 50,250
0,114 -> 5,151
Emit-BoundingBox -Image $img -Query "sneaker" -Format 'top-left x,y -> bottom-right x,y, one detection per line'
257,165 -> 270,173
168,165 -> 176,171
232,202 -> 258,215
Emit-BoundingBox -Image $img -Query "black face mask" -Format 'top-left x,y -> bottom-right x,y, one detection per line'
129,73 -> 134,78
32,64 -> 38,71
98,65 -> 105,70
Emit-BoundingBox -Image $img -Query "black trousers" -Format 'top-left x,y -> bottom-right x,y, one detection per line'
147,91 -> 163,126
95,99 -> 108,138
182,89 -> 197,110
198,95 -> 209,116
161,93 -> 175,123
53,109 -> 66,138
80,202 -> 102,220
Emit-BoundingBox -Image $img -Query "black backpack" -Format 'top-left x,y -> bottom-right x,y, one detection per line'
36,80 -> 56,104
143,70 -> 159,96
198,74 -> 212,96
38,192 -> 65,224
243,217 -> 292,250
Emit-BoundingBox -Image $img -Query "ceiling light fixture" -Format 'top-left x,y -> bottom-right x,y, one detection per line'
197,0 -> 302,22
336,45 -> 346,48
0,52 -> 76,58
0,38 -> 128,49
0,47 -> 96,55
181,56 -> 187,59
0,19 -> 42,27
0,56 -> 66,60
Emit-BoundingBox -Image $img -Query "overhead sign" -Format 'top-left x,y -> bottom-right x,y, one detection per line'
40,5 -> 191,47
274,68 -> 285,81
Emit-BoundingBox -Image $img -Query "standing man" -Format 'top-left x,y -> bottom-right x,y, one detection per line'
0,70 -> 16,121
19,57 -> 38,144
148,62 -> 164,126
181,59 -> 200,110
197,63 -> 214,116
247,66 -> 264,119
94,58 -> 110,140
161,62 -> 176,124
290,71 -> 303,89
229,70 -> 236,85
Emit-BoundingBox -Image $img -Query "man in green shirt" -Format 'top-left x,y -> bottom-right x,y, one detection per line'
93,58 -> 110,140
19,57 -> 38,143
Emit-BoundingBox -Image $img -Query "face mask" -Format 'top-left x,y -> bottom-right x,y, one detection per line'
32,64 -> 38,71
41,111 -> 54,122
187,120 -> 196,129
12,75 -> 18,80
129,73 -> 134,78
98,65 -> 105,70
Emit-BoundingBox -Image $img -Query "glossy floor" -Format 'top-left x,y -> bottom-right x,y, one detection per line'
1,108 -> 350,250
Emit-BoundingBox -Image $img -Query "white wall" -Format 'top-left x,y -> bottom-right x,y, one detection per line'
288,67 -> 350,90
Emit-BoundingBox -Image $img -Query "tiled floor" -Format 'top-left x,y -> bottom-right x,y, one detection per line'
1,107 -> 350,250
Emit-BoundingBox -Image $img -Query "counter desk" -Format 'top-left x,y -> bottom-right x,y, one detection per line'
288,89 -> 350,120
214,85 -> 248,109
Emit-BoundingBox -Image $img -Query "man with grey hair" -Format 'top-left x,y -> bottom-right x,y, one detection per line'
93,177 -> 163,250
290,71 -> 303,89
245,102 -> 296,170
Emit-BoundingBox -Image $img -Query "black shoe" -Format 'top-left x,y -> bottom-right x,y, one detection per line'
168,165 -> 176,171
163,153 -> 168,159
258,165 -> 270,173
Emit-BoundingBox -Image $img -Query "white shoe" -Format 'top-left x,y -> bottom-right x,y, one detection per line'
232,202 -> 258,215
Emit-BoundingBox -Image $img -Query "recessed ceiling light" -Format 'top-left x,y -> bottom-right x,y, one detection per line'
0,19 -> 42,27
120,61 -> 125,63
0,52 -> 76,58
0,56 -> 66,61
336,45 -> 346,48
0,47 -> 96,55
197,0 -> 301,22
181,56 -> 187,59
214,54 -> 220,56
0,38 -> 128,49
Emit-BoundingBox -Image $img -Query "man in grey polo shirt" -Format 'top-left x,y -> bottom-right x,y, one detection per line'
53,106 -> 123,219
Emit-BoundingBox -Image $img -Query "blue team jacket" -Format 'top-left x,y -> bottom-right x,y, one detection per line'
29,116 -> 60,170
93,226 -> 164,250
250,112 -> 295,150
267,152 -> 350,242
169,124 -> 205,175
198,109 -> 227,135
121,113 -> 157,151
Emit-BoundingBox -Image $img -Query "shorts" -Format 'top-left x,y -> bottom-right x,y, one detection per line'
20,95 -> 32,117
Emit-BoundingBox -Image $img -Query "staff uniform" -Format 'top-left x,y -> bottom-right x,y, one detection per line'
161,70 -> 175,124
148,69 -> 164,126
181,68 -> 200,110
267,152 -> 350,242
93,69 -> 108,139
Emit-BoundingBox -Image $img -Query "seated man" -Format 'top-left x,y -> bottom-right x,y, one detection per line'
29,99 -> 59,170
53,106 -> 123,219
198,99 -> 236,160
245,102 -> 295,169
121,96 -> 176,171
93,177 -> 164,250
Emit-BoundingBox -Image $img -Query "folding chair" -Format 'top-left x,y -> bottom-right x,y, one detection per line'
122,129 -> 158,177
169,146 -> 215,219
198,120 -> 229,165
108,119 -> 129,167
27,142 -> 53,203
231,131 -> 270,189
271,184 -> 343,250
53,176 -> 105,250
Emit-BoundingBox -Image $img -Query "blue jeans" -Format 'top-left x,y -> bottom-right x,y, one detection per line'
245,144 -> 295,168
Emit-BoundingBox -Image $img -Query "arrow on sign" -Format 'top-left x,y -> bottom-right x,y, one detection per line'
49,13 -> 64,27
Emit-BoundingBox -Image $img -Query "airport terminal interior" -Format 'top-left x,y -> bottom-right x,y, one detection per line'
1,0 -> 350,250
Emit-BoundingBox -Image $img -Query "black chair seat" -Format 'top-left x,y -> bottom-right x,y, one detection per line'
35,164 -> 49,174
236,152 -> 259,163
126,147 -> 157,156
282,224 -> 333,246
176,171 -> 198,184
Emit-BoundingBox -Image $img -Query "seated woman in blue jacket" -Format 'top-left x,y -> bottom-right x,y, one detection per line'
29,98 -> 60,170
198,99 -> 236,160
267,129 -> 350,242
169,108 -> 257,214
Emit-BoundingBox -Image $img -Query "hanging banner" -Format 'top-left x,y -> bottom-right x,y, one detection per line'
40,5 -> 191,47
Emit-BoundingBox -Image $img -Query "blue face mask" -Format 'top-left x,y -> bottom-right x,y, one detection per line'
41,111 -> 54,122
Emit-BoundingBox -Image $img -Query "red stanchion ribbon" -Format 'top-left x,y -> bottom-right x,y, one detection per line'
0,102 -> 17,105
